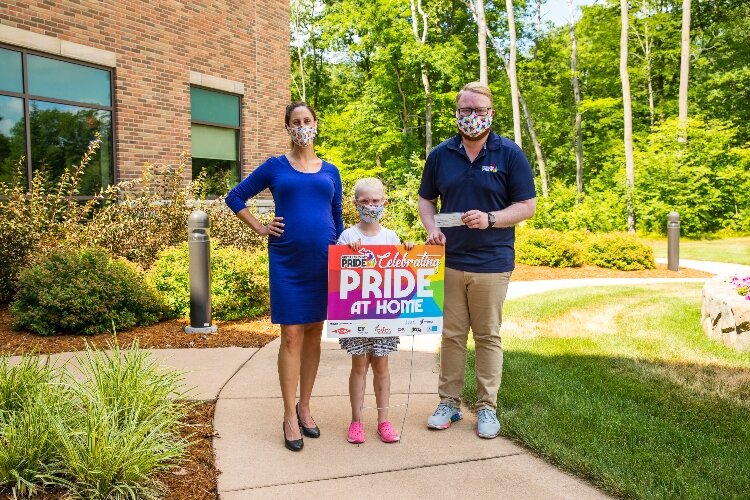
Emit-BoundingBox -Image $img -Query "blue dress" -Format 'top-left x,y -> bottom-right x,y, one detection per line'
225,155 -> 344,324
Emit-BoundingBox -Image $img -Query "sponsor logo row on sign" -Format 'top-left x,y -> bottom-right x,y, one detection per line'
328,319 -> 441,337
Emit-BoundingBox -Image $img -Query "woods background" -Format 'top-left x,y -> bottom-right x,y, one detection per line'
289,0 -> 750,239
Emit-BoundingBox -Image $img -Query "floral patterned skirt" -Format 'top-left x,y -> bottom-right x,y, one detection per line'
339,336 -> 400,357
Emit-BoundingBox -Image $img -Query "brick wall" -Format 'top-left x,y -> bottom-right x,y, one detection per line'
0,0 -> 290,183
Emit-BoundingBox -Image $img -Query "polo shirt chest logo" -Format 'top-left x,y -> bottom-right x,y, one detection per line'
481,164 -> 497,172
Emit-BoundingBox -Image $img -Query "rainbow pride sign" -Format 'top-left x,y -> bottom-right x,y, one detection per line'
326,245 -> 445,338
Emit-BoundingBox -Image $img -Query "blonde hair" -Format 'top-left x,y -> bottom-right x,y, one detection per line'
353,177 -> 386,200
456,81 -> 493,107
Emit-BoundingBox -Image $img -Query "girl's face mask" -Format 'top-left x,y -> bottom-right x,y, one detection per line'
455,112 -> 493,138
287,124 -> 317,147
356,203 -> 385,223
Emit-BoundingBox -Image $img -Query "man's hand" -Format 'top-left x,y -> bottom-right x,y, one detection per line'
258,216 -> 284,237
461,210 -> 491,230
347,238 -> 362,251
426,230 -> 446,245
404,241 -> 415,250
418,196 -> 446,246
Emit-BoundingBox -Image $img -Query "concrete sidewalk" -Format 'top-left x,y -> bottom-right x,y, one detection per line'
12,259 -> 745,498
212,335 -> 607,499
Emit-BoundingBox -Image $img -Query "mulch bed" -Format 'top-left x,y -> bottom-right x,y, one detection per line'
0,262 -> 712,499
0,313 -> 280,357
512,262 -> 711,281
160,401 -> 219,500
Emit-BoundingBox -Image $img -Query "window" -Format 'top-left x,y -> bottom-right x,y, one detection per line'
0,45 -> 114,196
190,86 -> 240,197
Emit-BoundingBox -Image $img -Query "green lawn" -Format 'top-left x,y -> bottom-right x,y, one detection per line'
648,237 -> 750,265
463,284 -> 750,499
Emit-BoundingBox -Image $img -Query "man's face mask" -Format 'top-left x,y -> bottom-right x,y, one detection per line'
456,112 -> 493,139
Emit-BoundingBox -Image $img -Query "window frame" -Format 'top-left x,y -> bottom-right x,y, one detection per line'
0,42 -> 117,199
190,84 -> 242,179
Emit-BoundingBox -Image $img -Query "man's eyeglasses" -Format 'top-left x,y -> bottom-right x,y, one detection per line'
456,107 -> 492,117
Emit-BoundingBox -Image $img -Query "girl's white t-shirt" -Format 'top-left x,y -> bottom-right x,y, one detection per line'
337,226 -> 401,245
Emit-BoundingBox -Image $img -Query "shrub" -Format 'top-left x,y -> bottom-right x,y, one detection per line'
0,145 -> 206,303
147,243 -> 269,321
584,233 -> 656,270
10,248 -> 167,336
50,342 -> 188,499
77,162 -> 275,266
205,201 -> 270,252
0,140 -> 104,303
1,344 -> 189,498
0,355 -> 68,497
516,228 -> 584,268
527,181 -> 627,233
74,158 -> 193,268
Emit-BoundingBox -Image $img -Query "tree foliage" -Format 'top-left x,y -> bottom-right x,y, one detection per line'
292,0 -> 750,237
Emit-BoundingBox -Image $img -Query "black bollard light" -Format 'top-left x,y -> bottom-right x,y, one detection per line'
667,211 -> 680,272
185,210 -> 218,334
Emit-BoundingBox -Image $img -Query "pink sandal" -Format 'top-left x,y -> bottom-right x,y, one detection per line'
377,421 -> 400,443
347,421 -> 365,444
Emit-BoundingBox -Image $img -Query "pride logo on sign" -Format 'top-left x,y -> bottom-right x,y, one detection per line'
360,249 -> 377,267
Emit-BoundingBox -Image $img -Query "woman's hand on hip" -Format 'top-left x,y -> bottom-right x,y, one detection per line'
259,216 -> 284,237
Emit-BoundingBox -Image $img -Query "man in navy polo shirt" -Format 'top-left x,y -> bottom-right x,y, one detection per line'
418,82 -> 536,439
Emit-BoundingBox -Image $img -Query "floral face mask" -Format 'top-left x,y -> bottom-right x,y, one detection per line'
357,204 -> 385,223
456,113 -> 493,138
287,124 -> 317,147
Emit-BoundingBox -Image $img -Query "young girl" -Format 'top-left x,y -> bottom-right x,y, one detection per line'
337,177 -> 413,444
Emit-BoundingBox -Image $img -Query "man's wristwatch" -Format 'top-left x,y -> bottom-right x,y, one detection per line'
485,211 -> 495,229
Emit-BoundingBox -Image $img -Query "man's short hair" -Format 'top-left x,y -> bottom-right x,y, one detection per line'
456,82 -> 493,107
353,177 -> 386,200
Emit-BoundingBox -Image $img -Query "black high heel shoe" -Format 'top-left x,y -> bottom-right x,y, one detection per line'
283,420 -> 303,452
296,402 -> 320,438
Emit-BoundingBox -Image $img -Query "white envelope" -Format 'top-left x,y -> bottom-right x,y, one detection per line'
434,212 -> 465,227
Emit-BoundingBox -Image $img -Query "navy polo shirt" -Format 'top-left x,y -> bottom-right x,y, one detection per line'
418,132 -> 536,272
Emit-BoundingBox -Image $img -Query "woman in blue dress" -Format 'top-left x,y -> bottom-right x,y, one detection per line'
225,102 -> 344,452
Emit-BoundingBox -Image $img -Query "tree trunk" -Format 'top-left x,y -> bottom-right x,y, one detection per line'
646,28 -> 654,127
410,0 -> 433,156
506,0 -> 523,147
422,68 -> 432,156
634,1 -> 655,126
678,0 -> 691,141
468,1 -> 546,191
291,0 -> 306,101
536,0 -> 543,43
477,0 -> 488,85
393,64 -> 409,134
620,0 -> 635,233
520,92 -> 548,197
567,0 -> 584,198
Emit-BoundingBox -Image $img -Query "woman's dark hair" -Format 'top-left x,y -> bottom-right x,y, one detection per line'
285,101 -> 317,125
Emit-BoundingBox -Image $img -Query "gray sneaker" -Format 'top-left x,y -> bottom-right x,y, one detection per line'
476,407 -> 501,438
427,403 -> 463,429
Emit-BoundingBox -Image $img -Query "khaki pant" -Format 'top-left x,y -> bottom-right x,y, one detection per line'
439,267 -> 511,410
